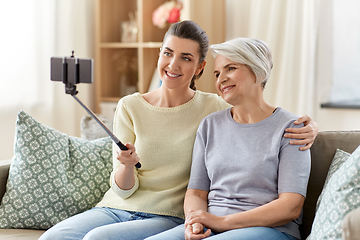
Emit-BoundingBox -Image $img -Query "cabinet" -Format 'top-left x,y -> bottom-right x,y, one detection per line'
94,0 -> 225,114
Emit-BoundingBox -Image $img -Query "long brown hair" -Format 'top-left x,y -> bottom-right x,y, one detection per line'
163,21 -> 209,90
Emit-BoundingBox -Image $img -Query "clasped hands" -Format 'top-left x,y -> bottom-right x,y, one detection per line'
185,210 -> 226,240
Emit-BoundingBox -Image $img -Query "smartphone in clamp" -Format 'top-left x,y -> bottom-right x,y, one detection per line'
50,51 -> 141,169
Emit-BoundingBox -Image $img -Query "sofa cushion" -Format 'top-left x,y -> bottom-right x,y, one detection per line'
0,229 -> 45,240
309,145 -> 360,239
301,131 -> 360,238
0,111 -> 113,230
80,114 -> 113,140
315,148 -> 351,211
342,206 -> 360,240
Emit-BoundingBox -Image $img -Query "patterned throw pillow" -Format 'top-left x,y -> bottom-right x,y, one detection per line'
315,149 -> 351,211
309,145 -> 360,239
0,111 -> 113,230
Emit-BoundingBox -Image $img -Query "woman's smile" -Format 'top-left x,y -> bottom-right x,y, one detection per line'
165,70 -> 182,78
221,85 -> 236,93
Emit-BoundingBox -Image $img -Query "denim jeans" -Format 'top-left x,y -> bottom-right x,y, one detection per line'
38,207 -> 184,240
145,224 -> 299,240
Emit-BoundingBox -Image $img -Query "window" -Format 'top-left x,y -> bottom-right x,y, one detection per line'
0,2 -> 54,109
321,0 -> 360,109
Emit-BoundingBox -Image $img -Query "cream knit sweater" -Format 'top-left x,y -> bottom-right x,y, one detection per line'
96,91 -> 230,219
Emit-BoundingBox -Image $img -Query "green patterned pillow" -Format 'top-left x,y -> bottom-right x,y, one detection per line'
309,145 -> 360,239
315,149 -> 351,211
0,111 -> 113,230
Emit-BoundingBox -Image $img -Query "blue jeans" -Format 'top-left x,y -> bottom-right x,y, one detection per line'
145,224 -> 299,240
38,207 -> 184,240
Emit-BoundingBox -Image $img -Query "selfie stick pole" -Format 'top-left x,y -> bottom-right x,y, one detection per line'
66,84 -> 141,169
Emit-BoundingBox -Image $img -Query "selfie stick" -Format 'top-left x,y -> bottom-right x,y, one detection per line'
51,52 -> 141,168
72,93 -> 141,168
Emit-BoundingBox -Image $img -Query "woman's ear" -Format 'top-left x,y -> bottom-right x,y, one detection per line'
195,60 -> 206,75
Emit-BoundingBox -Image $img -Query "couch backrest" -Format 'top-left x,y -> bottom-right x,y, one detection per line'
300,130 -> 360,239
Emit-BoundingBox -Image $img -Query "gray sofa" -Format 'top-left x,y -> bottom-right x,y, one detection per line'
1,130 -> 360,240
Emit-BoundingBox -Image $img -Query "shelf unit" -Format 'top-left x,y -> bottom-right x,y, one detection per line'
94,0 -> 225,114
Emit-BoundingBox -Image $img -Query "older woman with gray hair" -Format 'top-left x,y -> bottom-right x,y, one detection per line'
146,38 -> 311,240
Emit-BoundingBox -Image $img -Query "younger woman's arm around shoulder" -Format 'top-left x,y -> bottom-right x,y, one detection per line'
286,115 -> 319,150
185,192 -> 305,233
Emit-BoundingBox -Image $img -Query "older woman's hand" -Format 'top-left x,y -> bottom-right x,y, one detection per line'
184,222 -> 211,240
285,115 -> 319,150
186,210 -> 226,234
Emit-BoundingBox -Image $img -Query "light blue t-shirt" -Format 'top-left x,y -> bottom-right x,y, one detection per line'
188,107 -> 311,239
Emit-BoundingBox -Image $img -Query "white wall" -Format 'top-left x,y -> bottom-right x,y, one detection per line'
316,109 -> 360,131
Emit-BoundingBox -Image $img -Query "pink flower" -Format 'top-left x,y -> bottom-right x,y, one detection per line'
167,8 -> 181,23
152,4 -> 170,29
152,1 -> 182,29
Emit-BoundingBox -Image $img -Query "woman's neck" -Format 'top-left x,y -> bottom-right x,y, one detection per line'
230,98 -> 276,124
142,86 -> 196,108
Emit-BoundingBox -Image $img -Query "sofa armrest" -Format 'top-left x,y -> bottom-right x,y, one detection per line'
0,159 -> 11,202
342,206 -> 360,240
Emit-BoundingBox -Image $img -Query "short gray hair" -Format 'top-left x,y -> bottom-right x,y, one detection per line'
210,38 -> 273,89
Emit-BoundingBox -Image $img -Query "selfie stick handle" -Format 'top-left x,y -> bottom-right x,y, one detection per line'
72,94 -> 141,169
